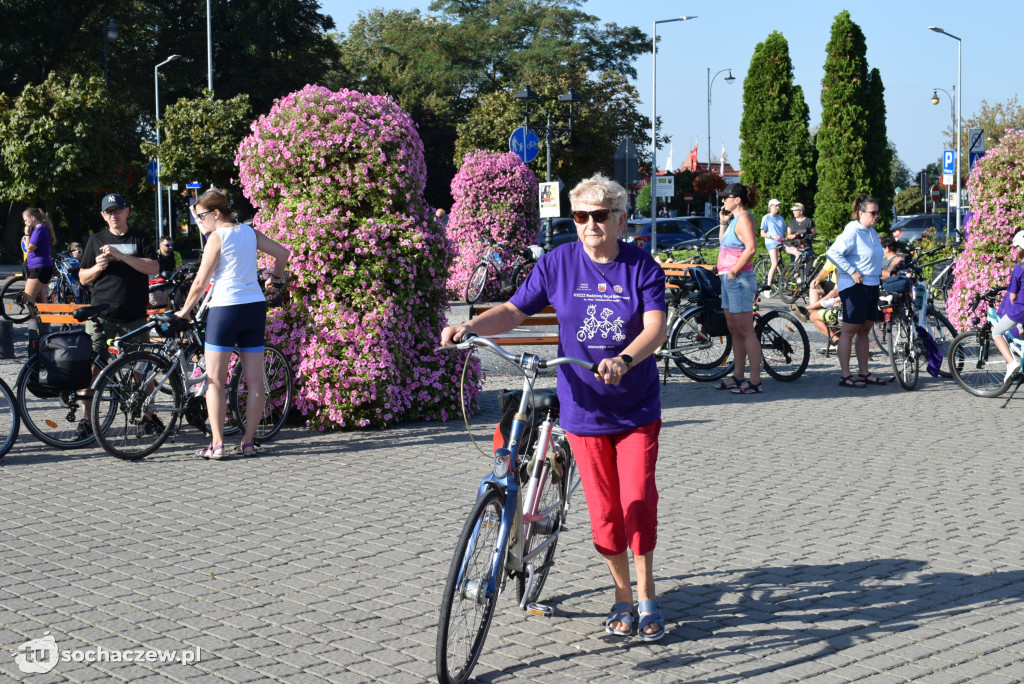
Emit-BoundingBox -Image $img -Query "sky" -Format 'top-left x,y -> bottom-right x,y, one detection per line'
320,0 -> 1019,182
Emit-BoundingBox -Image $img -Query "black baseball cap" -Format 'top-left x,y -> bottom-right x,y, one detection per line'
720,183 -> 748,202
101,194 -> 127,211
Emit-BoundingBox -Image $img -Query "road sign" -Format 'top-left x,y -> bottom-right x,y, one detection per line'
509,127 -> 540,163
969,128 -> 985,153
186,182 -> 202,189
147,161 -> 158,185
942,150 -> 955,186
969,151 -> 985,169
684,193 -> 694,203
931,185 -> 941,201
653,175 -> 674,197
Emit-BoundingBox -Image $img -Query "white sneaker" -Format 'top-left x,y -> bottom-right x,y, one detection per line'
1005,364 -> 1018,384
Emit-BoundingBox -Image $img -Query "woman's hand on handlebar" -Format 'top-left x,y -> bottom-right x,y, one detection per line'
594,356 -> 629,385
440,323 -> 474,347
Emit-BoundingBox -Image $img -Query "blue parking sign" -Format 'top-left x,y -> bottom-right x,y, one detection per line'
942,150 -> 955,176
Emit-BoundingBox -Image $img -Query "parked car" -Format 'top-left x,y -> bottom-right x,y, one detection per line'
890,214 -> 960,244
626,218 -> 704,250
536,218 -> 578,249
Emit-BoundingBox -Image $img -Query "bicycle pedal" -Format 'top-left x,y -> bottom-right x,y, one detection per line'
526,602 -> 553,617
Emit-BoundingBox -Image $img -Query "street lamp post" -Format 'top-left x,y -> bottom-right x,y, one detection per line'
102,18 -> 119,85
930,85 -> 956,215
929,27 -> 962,234
706,68 -> 735,171
207,0 -> 214,95
652,16 -> 697,254
155,54 -> 181,242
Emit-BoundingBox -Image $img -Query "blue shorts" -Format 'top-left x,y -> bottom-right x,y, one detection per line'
720,270 -> 757,313
839,284 -> 880,325
205,301 -> 267,353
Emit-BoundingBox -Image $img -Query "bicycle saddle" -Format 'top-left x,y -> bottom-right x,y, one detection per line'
498,388 -> 559,412
72,303 -> 110,322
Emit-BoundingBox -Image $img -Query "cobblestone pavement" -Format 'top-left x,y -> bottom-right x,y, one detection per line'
3,301 -> 1024,683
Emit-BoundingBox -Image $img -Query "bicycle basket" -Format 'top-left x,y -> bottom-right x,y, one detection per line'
882,275 -> 913,294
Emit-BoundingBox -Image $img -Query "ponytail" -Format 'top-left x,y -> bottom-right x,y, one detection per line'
22,208 -> 57,247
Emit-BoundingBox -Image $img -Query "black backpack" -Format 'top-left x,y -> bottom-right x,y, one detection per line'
37,330 -> 93,392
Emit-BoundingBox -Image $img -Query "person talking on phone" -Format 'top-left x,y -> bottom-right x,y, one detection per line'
715,183 -> 763,394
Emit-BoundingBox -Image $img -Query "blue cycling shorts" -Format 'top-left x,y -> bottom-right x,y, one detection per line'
205,301 -> 266,353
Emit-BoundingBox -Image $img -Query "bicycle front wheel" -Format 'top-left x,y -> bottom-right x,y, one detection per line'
465,264 -> 489,305
229,343 -> 294,442
777,264 -> 802,304
517,438 -> 569,605
872,317 -> 891,357
436,488 -> 504,684
890,314 -> 919,390
948,329 -> 1010,397
0,378 -> 20,458
0,275 -> 30,323
753,257 -> 775,296
757,310 -> 810,381
510,261 -> 534,292
91,351 -> 182,460
669,306 -> 733,382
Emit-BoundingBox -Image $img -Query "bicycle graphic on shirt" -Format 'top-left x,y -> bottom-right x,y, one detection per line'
576,304 -> 625,342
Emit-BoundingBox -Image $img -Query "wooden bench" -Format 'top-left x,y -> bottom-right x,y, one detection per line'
466,263 -> 717,347
468,304 -> 559,346
28,302 -> 167,327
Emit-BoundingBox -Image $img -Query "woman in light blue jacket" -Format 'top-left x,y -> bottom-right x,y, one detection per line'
825,195 -> 885,388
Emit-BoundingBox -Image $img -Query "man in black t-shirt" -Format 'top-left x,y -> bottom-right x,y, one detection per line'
76,194 -> 159,437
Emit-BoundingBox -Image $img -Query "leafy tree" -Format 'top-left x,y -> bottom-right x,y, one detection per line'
0,73 -> 119,208
893,187 -> 925,216
139,90 -> 253,193
636,184 -> 651,216
814,11 -> 872,240
865,68 -> 893,229
890,142 -> 913,191
738,31 -> 815,217
944,96 -> 1024,176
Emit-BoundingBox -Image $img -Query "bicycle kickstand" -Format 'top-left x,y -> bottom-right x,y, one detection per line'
1001,376 -> 1024,408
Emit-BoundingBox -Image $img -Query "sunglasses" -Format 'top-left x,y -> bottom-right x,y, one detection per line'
193,209 -> 213,221
572,209 -> 613,224
860,210 -> 879,216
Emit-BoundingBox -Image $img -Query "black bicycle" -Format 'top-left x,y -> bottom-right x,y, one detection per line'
1,252 -> 89,323
465,238 -> 543,304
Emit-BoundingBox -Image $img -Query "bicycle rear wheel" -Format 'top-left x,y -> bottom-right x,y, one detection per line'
872,318 -> 891,357
753,257 -> 776,296
511,261 -> 534,291
16,355 -> 112,449
229,343 -> 294,442
0,275 -> 30,323
757,310 -> 810,381
517,437 -> 569,605
777,264 -> 803,304
465,264 -> 489,305
0,378 -> 20,458
947,329 -> 1010,397
890,314 -> 919,390
91,351 -> 182,460
436,488 -> 504,684
668,306 -> 733,382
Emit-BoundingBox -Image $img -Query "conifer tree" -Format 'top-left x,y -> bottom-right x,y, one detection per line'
814,11 -> 871,239
738,31 -> 815,217
865,68 -> 894,228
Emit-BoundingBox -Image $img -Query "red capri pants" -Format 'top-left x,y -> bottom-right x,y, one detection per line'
566,419 -> 660,557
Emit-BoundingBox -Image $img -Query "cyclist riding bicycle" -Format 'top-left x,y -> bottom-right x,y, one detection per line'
991,230 -> 1024,384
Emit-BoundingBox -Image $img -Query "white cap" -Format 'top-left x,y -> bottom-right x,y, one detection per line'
1014,230 -> 1024,250
768,198 -> 781,206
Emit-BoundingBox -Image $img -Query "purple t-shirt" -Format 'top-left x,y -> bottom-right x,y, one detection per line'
509,241 -> 666,436
26,224 -> 52,269
998,264 -> 1024,322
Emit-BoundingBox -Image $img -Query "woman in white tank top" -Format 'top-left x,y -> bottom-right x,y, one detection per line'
175,188 -> 291,460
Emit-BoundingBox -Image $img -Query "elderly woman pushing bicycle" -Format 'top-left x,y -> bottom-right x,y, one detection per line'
441,173 -> 668,641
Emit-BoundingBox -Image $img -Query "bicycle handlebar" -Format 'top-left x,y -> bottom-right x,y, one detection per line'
437,333 -> 599,373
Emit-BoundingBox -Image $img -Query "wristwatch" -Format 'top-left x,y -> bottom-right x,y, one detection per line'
619,354 -> 633,369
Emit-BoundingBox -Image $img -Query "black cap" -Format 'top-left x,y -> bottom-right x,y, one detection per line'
720,183 -> 748,202
100,193 -> 127,211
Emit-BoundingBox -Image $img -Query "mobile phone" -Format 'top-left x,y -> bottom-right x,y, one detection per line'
721,210 -> 732,219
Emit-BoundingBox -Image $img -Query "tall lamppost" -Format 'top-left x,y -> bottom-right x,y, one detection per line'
929,26 -> 961,234
514,87 -> 583,249
651,15 -> 698,254
155,54 -> 181,242
706,68 -> 735,171
102,18 -> 119,85
931,85 -> 956,125
207,0 -> 214,95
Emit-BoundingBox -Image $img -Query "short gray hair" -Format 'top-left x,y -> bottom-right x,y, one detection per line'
569,173 -> 628,215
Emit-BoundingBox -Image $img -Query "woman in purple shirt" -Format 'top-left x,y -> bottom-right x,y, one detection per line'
441,174 -> 669,641
21,208 -> 56,305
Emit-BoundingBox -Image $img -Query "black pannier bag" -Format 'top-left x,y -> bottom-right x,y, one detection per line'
688,267 -> 729,337
37,330 -> 93,391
